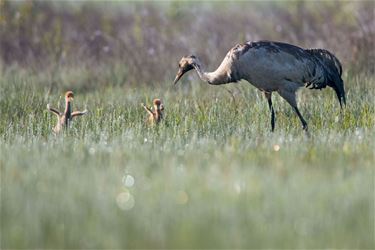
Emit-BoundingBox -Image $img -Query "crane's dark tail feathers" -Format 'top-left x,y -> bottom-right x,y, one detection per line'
306,49 -> 346,108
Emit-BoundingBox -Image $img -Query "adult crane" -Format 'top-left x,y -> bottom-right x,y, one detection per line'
173,40 -> 346,131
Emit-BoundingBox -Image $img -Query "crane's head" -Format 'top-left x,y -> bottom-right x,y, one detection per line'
173,55 -> 197,85
153,98 -> 164,111
65,91 -> 74,101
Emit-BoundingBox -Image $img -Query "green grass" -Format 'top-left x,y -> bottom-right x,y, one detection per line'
0,70 -> 374,248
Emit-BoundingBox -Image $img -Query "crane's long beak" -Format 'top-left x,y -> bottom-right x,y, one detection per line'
174,64 -> 194,85
173,69 -> 184,85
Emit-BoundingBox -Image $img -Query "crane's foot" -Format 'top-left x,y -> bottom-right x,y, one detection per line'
303,125 -> 311,138
270,124 -> 275,132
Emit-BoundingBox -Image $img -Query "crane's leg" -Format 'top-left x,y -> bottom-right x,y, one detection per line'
277,89 -> 308,131
264,92 -> 275,132
293,106 -> 308,131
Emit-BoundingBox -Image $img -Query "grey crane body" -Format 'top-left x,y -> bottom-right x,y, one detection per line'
174,40 -> 346,131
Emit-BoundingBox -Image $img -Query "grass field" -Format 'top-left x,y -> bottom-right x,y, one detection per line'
0,69 -> 374,248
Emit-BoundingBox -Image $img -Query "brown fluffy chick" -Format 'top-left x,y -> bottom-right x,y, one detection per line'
141,99 -> 164,125
47,91 -> 87,133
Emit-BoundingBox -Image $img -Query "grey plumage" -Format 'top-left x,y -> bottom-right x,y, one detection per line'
174,40 -> 346,131
305,48 -> 345,107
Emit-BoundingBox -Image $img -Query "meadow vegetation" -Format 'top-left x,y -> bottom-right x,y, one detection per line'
0,1 -> 374,248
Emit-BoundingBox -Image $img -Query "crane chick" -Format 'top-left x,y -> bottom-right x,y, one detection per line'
141,99 -> 164,126
47,91 -> 88,133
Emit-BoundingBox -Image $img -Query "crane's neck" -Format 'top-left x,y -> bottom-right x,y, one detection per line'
192,61 -> 230,85
152,105 -> 163,122
64,99 -> 72,117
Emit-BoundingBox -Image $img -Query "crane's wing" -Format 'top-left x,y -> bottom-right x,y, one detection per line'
141,104 -> 153,116
47,104 -> 61,116
72,109 -> 88,118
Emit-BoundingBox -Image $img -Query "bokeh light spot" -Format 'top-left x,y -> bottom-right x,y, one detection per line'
176,191 -> 189,205
89,147 -> 96,155
116,191 -> 135,210
122,174 -> 135,187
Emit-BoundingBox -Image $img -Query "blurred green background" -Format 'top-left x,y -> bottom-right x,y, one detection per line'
0,0 -> 374,249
